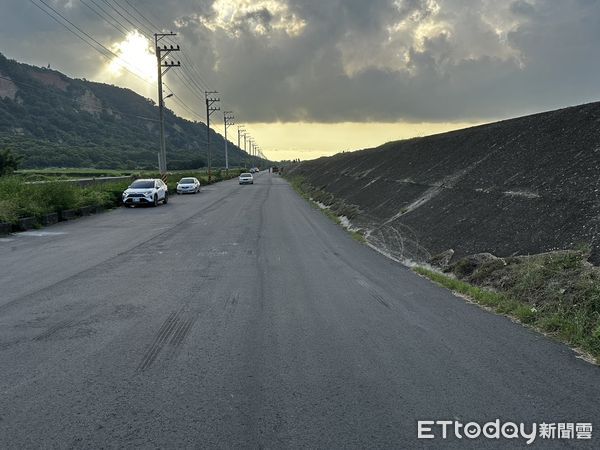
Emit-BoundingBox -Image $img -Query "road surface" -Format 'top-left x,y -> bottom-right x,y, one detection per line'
0,172 -> 598,448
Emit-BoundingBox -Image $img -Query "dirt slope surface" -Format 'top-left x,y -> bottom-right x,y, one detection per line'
289,101 -> 600,263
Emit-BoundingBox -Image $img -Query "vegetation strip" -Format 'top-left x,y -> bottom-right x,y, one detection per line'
414,258 -> 600,364
0,168 -> 244,229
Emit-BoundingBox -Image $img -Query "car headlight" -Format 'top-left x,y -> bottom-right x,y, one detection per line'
144,190 -> 153,195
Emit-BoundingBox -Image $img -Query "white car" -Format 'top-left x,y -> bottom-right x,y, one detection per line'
122,179 -> 168,207
239,173 -> 254,185
176,177 -> 201,194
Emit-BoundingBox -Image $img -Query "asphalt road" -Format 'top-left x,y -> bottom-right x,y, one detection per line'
1,172 -> 599,448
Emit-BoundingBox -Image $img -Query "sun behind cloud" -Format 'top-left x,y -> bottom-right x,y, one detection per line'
108,30 -> 156,82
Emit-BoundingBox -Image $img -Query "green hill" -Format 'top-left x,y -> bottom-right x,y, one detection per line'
0,53 -> 262,170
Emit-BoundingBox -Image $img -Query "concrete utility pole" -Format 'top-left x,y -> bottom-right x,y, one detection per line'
250,139 -> 256,167
243,133 -> 249,169
237,125 -> 245,151
205,91 -> 220,183
223,111 -> 234,175
154,32 -> 180,182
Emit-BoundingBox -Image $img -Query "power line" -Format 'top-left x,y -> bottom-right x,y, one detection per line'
78,0 -> 209,131
117,1 -> 215,94
123,0 -> 161,32
80,0 -> 129,36
28,0 -> 153,86
32,0 -> 250,161
98,0 -> 143,34
90,0 -> 211,122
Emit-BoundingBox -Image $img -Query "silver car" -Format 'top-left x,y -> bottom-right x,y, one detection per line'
176,177 -> 201,194
122,179 -> 168,207
239,173 -> 254,185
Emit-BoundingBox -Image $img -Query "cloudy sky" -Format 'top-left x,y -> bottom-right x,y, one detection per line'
2,0 -> 599,160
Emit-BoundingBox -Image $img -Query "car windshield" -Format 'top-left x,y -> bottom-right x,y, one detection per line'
179,178 -> 195,184
129,180 -> 154,189
241,173 -> 252,177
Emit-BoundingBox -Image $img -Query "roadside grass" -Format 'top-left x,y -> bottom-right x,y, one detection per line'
0,168 -> 244,226
0,176 -> 128,224
16,167 -> 246,183
415,250 -> 600,363
16,168 -> 134,182
350,229 -> 367,244
287,174 -> 367,243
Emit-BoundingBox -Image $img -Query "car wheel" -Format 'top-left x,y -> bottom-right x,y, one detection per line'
163,192 -> 168,204
153,194 -> 158,207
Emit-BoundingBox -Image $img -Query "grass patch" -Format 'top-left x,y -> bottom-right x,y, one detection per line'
415,250 -> 600,363
350,230 -> 367,244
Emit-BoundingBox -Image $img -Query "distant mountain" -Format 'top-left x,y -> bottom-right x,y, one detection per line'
0,53 -> 263,169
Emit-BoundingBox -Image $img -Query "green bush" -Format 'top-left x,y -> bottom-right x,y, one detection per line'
0,176 -> 127,223
0,199 -> 18,223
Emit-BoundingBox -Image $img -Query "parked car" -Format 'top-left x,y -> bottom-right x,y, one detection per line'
176,177 -> 201,194
249,167 -> 259,173
239,173 -> 254,185
122,179 -> 168,207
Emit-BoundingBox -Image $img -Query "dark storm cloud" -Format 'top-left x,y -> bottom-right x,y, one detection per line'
2,0 -> 600,123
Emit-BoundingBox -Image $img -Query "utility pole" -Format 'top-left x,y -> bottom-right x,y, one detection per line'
237,126 -> 245,151
243,133 -> 249,169
223,111 -> 234,175
205,91 -> 220,183
154,32 -> 180,183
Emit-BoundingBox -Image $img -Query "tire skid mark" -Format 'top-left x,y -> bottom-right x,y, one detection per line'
223,292 -> 239,311
169,316 -> 196,347
138,308 -> 199,371
370,292 -> 391,309
33,318 -> 77,341
137,311 -> 180,371
356,278 -> 392,310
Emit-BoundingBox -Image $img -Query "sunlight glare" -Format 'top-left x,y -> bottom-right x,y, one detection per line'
108,30 -> 156,82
